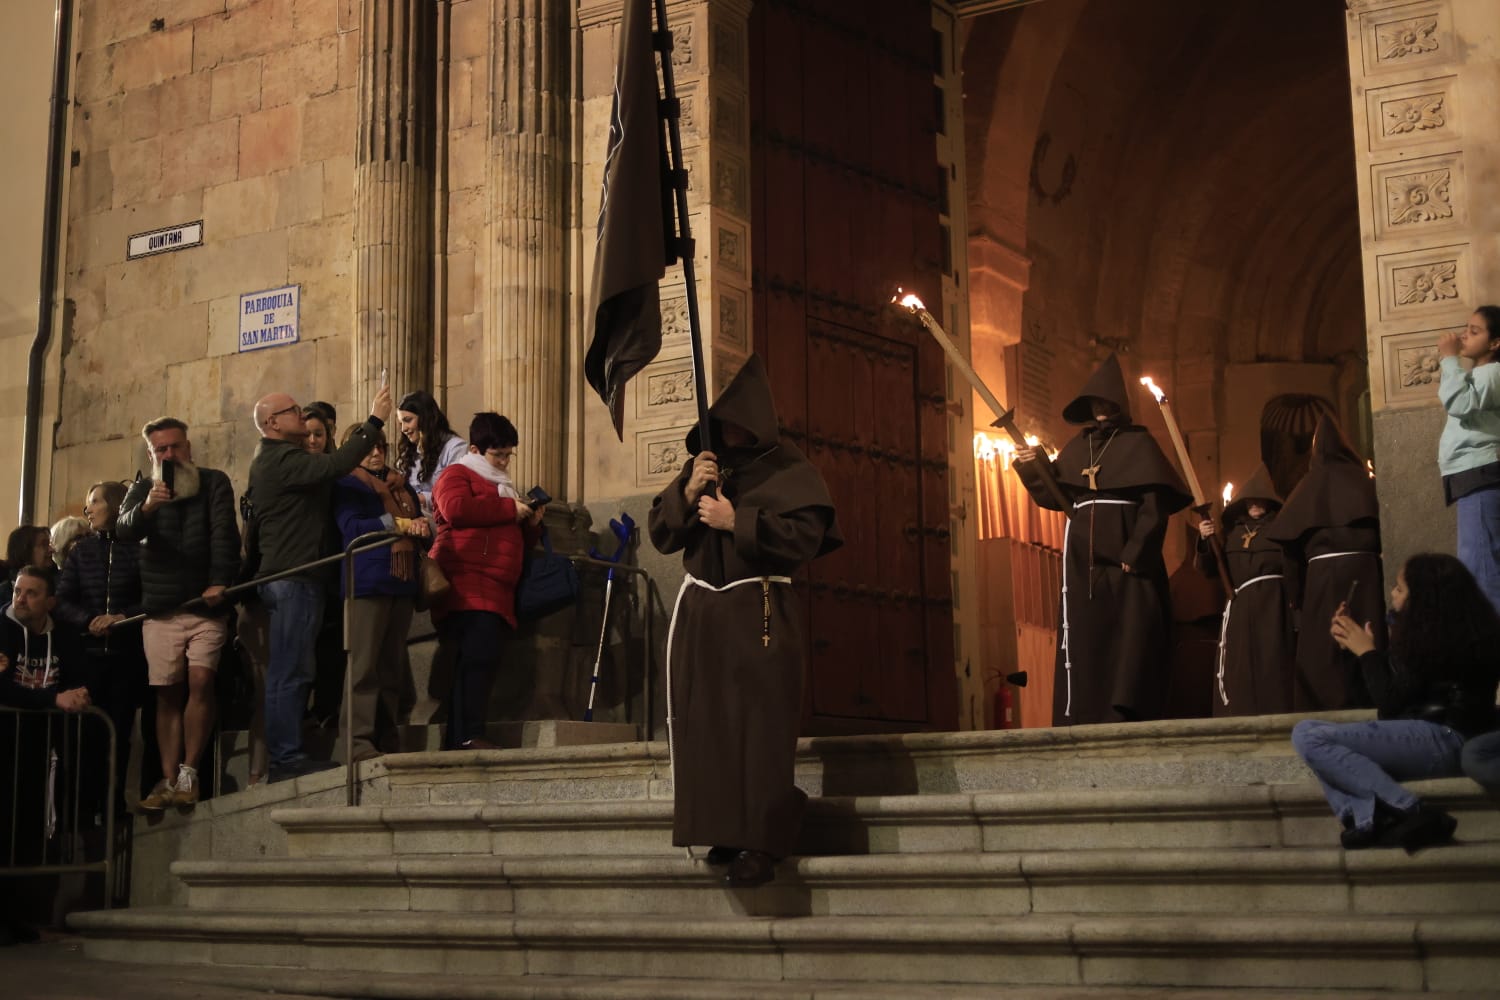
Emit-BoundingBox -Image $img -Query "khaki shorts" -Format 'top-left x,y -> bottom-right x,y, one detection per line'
143,611 -> 229,686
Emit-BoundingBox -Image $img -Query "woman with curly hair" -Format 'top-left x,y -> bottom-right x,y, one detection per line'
394,390 -> 467,513
1292,553 -> 1500,852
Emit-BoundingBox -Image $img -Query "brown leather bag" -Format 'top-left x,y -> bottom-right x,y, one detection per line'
414,554 -> 450,612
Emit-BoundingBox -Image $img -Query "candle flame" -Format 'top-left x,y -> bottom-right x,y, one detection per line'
1223,482 -> 1234,505
973,431 -> 1057,464
1366,459 -> 1376,479
1138,376 -> 1166,404
893,288 -> 926,312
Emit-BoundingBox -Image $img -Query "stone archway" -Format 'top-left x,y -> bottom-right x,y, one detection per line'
959,0 -> 1371,723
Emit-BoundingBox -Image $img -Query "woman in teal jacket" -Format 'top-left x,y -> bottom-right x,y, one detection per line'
1437,305 -> 1500,611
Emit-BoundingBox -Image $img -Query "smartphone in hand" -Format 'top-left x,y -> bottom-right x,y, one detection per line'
161,460 -> 176,496
527,486 -> 552,506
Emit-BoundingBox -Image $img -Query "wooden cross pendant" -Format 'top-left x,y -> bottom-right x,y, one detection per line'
1081,465 -> 1101,491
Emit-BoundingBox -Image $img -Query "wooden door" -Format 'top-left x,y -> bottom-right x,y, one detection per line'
750,0 -> 956,734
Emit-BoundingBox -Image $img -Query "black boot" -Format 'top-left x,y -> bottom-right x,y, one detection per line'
1382,804 -> 1458,854
705,845 -> 740,866
724,850 -> 776,888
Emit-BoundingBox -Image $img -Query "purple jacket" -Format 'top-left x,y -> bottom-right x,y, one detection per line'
333,472 -> 422,600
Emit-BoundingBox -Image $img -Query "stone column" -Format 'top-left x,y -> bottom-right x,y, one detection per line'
354,0 -> 437,414
1343,0 -> 1500,573
486,0 -> 570,493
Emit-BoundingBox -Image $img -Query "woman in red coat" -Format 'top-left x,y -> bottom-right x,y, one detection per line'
428,412 -> 545,749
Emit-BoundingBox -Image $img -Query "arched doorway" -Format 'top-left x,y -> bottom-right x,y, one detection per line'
962,0 -> 1369,724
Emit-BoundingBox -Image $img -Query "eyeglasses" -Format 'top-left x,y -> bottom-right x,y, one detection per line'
268,404 -> 300,422
487,448 -> 516,459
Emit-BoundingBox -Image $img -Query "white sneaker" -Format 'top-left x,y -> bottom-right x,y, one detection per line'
175,764 -> 199,805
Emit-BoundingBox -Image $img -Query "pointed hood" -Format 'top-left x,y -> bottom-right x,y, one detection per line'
1265,414 -> 1379,543
1062,354 -> 1133,425
686,354 -> 780,453
1223,463 -> 1281,528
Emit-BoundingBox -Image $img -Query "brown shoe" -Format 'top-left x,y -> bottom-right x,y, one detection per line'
138,779 -> 176,812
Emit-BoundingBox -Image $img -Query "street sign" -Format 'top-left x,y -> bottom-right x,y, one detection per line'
238,284 -> 301,353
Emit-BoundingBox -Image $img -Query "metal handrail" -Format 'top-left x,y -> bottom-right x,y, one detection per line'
0,704 -> 117,908
109,535 -> 406,629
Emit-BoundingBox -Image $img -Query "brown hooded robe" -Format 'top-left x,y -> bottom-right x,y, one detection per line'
1196,464 -> 1296,716
1015,355 -> 1191,725
648,355 -> 842,857
1265,415 -> 1385,710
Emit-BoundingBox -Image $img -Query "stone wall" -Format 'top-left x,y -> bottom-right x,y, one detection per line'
1344,0 -> 1500,576
0,0 -> 64,535
56,0 -> 361,507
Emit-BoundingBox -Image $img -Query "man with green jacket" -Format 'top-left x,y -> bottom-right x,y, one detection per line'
249,386 -> 391,782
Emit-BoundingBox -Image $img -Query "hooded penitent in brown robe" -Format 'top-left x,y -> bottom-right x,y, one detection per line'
1015,355 -> 1191,726
1197,464 -> 1296,716
1265,415 -> 1385,710
648,355 -> 841,858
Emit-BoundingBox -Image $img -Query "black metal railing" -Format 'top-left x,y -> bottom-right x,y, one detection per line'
0,704 -> 119,907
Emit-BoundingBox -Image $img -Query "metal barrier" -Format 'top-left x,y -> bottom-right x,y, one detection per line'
0,704 -> 119,908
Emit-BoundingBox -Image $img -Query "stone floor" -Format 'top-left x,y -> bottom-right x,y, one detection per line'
6,934 -> 1493,1000
6,936 -> 325,1000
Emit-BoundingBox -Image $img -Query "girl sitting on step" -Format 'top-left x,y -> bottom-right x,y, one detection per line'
1292,553 -> 1500,852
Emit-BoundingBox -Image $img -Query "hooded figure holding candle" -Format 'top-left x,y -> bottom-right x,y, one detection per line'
649,355 -> 842,888
1197,464 -> 1296,716
1015,354 -> 1191,726
1266,414 -> 1386,711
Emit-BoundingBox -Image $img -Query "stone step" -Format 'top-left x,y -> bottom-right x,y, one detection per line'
271,778 -> 1500,859
379,712 -> 1358,805
51,956 -> 1494,1000
69,907 -> 1500,993
171,842 -> 1500,919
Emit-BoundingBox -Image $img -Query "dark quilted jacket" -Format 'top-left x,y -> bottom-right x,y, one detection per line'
116,468 -> 240,614
55,531 -> 146,628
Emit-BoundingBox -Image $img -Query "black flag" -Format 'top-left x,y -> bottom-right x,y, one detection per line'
586,0 -> 672,438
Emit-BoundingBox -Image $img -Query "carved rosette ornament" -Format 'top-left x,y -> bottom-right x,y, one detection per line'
1394,260 -> 1458,305
1399,348 -> 1443,388
1382,94 -> 1445,135
1386,169 -> 1453,226
1378,16 -> 1440,60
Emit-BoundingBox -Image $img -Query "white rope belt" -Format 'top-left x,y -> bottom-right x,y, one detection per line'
1060,498 -> 1138,718
1308,550 -> 1364,564
1216,573 -> 1284,707
665,571 -> 794,791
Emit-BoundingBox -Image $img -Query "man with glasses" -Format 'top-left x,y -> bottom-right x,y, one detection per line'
118,416 -> 239,809
249,386 -> 392,782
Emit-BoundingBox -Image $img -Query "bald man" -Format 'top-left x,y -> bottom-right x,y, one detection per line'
249,385 -> 392,782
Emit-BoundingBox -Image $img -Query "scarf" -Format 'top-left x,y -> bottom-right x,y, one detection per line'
456,452 -> 524,500
352,467 -> 420,582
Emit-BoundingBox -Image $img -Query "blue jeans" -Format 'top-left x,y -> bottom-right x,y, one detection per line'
1292,718 -> 1465,832
1461,724 -> 1500,791
1457,485 -> 1500,614
260,579 -> 325,768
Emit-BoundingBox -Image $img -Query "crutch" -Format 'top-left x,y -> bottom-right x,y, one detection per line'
584,514 -> 636,721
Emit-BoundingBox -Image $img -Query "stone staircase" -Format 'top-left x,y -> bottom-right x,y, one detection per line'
69,713 -> 1500,997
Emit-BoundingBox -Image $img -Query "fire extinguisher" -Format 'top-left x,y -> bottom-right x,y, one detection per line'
988,670 -> 1029,730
